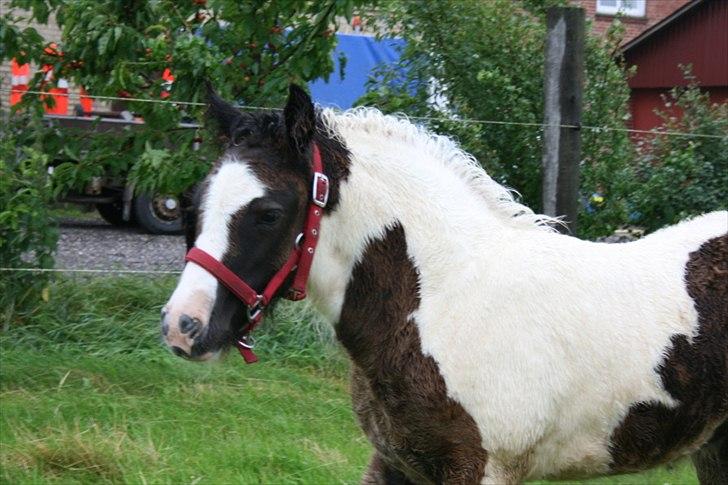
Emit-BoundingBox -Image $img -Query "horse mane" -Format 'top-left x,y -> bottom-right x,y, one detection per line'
319,107 -> 560,232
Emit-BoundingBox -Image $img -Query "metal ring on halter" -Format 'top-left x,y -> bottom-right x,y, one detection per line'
247,297 -> 264,321
237,334 -> 255,349
294,232 -> 304,248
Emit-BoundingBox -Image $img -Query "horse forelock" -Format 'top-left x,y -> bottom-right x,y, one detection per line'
319,107 -> 561,232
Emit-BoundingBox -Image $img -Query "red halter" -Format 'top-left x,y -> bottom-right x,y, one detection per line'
184,143 -> 329,363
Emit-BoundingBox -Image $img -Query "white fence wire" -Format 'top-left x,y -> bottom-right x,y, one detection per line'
3,87 -> 726,139
0,267 -> 182,275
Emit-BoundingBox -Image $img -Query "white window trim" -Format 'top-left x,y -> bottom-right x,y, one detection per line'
596,0 -> 646,18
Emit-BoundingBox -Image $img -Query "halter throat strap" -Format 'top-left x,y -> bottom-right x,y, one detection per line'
184,143 -> 328,363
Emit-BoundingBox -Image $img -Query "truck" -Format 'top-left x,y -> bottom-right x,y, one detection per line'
45,108 -> 196,235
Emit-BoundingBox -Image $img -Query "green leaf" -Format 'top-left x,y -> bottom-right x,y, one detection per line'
98,30 -> 111,55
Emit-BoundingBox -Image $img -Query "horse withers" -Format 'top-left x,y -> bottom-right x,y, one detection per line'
161,85 -> 727,484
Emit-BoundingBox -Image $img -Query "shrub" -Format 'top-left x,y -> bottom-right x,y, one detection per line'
0,120 -> 58,326
631,78 -> 728,232
358,0 -> 637,238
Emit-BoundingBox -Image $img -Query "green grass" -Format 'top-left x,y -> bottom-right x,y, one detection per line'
50,203 -> 103,222
1,349 -> 371,484
1,276 -> 367,484
0,276 -> 699,483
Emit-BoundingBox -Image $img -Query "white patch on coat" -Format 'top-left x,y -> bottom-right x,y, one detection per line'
304,108 -> 728,481
164,158 -> 266,341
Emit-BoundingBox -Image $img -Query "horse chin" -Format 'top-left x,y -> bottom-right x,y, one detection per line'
186,327 -> 237,360
188,349 -> 223,362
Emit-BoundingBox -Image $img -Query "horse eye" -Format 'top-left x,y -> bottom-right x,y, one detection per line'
257,209 -> 282,225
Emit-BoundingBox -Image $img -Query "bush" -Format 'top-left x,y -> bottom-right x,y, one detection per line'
358,0 -> 637,238
631,78 -> 728,232
0,121 -> 58,326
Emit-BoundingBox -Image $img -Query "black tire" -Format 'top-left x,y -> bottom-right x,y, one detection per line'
133,193 -> 183,235
96,200 -> 129,226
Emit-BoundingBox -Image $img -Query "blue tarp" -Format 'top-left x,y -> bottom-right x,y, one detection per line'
309,34 -> 404,109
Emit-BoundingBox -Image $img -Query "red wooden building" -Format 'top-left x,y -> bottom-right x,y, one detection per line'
622,0 -> 728,131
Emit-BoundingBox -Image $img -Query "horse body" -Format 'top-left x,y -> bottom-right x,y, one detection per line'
163,87 -> 727,483
304,111 -> 727,481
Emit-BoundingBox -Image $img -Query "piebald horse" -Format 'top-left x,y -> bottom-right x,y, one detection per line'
162,85 -> 727,484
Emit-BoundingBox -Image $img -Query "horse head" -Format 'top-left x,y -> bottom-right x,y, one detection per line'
161,85 -> 321,361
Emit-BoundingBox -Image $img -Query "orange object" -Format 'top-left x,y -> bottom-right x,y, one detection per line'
43,42 -> 62,57
79,87 -> 94,114
352,16 -> 362,31
12,47 -> 75,115
161,68 -> 175,99
10,59 -> 30,106
45,86 -> 69,114
162,68 -> 175,82
40,68 -> 69,115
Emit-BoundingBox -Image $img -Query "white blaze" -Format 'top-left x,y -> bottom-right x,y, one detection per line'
165,159 -> 266,328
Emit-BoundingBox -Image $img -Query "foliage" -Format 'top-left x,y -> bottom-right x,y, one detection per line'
631,77 -> 728,232
358,0 -> 637,238
577,20 -> 638,237
0,118 -> 58,326
1,0 -> 370,196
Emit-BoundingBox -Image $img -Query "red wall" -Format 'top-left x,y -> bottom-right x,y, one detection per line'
624,0 -> 728,131
630,87 -> 728,132
625,1 -> 728,89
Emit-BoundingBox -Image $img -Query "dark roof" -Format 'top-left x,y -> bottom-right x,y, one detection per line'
622,0 -> 706,53
622,0 -> 727,88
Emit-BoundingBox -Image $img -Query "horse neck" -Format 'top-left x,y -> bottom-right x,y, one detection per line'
307,129 -> 508,323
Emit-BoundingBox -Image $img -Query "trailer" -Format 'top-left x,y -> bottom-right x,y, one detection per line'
45,111 -> 198,235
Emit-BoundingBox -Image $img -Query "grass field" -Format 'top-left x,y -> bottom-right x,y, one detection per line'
1,276 -> 698,484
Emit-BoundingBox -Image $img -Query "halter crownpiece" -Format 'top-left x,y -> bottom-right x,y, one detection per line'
184,143 -> 328,363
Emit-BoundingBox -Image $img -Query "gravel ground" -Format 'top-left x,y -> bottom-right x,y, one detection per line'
54,215 -> 641,273
56,217 -> 186,272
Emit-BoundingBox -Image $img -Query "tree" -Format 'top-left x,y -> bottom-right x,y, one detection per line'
358,0 -> 637,238
0,0 -> 370,323
1,0 -> 371,195
631,73 -> 728,232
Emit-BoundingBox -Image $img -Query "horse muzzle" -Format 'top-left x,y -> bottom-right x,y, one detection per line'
160,307 -> 217,361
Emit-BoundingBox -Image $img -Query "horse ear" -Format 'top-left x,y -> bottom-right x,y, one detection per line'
284,84 -> 315,155
205,83 -> 245,143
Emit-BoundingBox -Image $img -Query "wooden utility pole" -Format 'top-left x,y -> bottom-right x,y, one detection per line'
542,7 -> 584,234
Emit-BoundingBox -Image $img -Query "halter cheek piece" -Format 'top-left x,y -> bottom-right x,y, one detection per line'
184,143 -> 329,363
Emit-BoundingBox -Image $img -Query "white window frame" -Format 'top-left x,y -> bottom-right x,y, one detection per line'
596,0 -> 646,18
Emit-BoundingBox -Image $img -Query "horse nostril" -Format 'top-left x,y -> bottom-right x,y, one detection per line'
179,314 -> 201,337
171,346 -> 189,358
161,321 -> 169,336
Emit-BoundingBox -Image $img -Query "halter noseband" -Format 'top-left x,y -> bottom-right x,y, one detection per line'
184,143 -> 329,363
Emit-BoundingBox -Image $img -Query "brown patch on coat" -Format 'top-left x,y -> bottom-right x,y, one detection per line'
692,420 -> 728,484
337,223 -> 488,484
609,233 -> 728,472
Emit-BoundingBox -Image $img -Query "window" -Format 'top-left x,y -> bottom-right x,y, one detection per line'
596,0 -> 646,17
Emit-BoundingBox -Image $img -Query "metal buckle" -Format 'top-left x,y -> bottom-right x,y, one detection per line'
312,172 -> 329,208
237,334 -> 255,349
294,232 -> 304,248
246,296 -> 264,322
